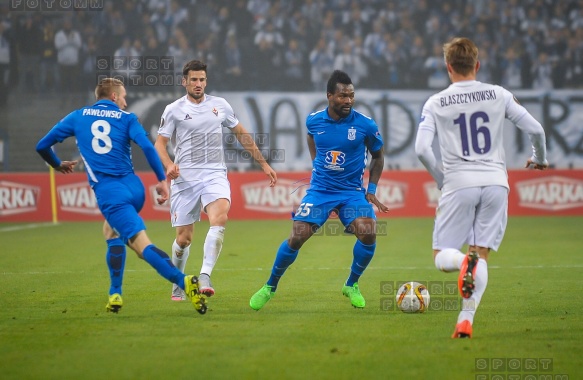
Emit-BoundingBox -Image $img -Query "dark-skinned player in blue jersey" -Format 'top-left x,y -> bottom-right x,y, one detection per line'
250,70 -> 389,310
35,78 -> 207,315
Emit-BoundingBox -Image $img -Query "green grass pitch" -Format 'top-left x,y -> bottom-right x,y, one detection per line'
1,216 -> 582,379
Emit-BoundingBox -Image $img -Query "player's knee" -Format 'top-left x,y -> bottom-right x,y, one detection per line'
176,236 -> 191,248
358,233 -> 376,246
287,235 -> 306,250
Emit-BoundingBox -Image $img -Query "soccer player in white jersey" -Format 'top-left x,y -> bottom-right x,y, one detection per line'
415,37 -> 548,338
155,60 -> 277,302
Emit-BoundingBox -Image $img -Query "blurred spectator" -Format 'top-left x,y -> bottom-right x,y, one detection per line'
54,18 -> 82,107
333,40 -> 367,86
167,31 -> 194,79
224,32 -> 244,90
531,51 -> 554,89
500,47 -> 523,89
166,0 -> 189,36
309,36 -> 334,91
564,33 -> 583,88
16,15 -> 44,93
284,38 -> 308,90
362,20 -> 385,88
81,34 -> 99,91
0,20 -> 11,106
40,20 -> 59,93
408,34 -> 428,89
424,42 -> 449,89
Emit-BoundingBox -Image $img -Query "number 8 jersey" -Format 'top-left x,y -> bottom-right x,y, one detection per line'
418,80 -> 546,195
43,99 -> 148,187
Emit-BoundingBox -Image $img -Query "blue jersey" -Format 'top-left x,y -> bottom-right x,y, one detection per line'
307,108 -> 383,192
36,100 -> 165,187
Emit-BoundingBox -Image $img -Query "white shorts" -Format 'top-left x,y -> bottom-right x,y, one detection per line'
433,186 -> 508,252
170,171 -> 231,227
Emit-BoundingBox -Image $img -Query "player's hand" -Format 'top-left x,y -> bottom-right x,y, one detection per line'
55,160 -> 78,174
263,165 -> 277,187
366,193 -> 389,213
166,163 -> 180,180
525,158 -> 548,171
155,180 -> 169,205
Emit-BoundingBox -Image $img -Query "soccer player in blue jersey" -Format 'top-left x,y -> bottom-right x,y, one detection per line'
35,78 -> 207,315
250,70 -> 388,310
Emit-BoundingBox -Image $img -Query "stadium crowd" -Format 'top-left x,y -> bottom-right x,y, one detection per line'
0,0 -> 582,106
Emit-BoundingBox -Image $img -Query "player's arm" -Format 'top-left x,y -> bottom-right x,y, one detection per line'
35,123 -> 78,174
135,133 -> 168,205
505,92 -> 549,170
154,134 -> 180,180
307,134 -> 316,161
232,123 -> 277,187
366,147 -> 389,213
415,107 -> 444,189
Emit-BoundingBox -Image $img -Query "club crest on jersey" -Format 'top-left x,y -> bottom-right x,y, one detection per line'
324,150 -> 346,171
212,107 -> 218,116
348,127 -> 356,140
184,114 -> 192,120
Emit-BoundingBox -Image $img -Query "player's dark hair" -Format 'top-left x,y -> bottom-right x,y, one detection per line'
327,70 -> 353,94
443,37 -> 478,76
95,78 -> 124,100
183,60 -> 207,76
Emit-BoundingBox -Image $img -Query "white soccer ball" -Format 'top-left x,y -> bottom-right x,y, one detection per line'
396,281 -> 430,313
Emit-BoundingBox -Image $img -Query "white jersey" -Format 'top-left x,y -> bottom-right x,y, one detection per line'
418,80 -> 546,195
159,94 -> 239,183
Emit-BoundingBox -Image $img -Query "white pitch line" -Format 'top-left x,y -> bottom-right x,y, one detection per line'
2,264 -> 583,276
0,222 -> 60,233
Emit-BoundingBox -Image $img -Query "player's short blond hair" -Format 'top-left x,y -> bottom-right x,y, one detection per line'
443,37 -> 478,76
95,78 -> 125,100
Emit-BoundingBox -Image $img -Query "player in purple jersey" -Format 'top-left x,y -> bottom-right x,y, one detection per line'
35,78 -> 208,314
250,70 -> 389,310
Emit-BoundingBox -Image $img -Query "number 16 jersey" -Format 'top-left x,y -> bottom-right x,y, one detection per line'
419,80 -> 530,194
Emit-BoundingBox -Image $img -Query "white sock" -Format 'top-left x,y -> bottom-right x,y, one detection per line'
200,226 -> 225,276
172,239 -> 190,273
434,248 -> 465,272
458,258 -> 488,324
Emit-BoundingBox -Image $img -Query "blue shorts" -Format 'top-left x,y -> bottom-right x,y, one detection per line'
93,173 -> 146,243
292,189 -> 375,227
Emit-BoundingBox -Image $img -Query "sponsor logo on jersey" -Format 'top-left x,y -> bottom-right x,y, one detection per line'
515,176 -> 583,211
241,178 -> 308,213
324,150 -> 345,171
150,185 -> 170,212
348,127 -> 356,140
57,182 -> 100,215
423,181 -> 441,208
212,107 -> 218,116
184,114 -> 192,120
371,179 -> 408,209
0,181 -> 39,216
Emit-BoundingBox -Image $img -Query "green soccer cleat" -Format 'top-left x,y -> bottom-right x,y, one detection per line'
184,275 -> 207,315
249,284 -> 275,311
342,283 -> 365,308
106,293 -> 123,313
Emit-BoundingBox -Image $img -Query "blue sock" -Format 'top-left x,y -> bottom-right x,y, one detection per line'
142,245 -> 185,290
346,240 -> 376,286
106,238 -> 126,295
266,241 -> 299,291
